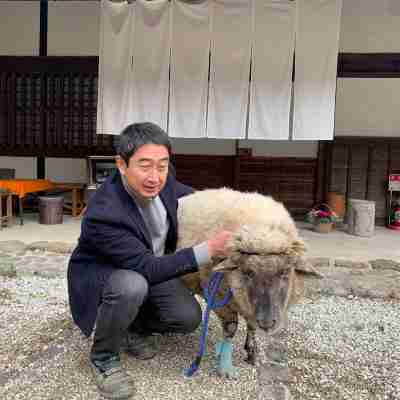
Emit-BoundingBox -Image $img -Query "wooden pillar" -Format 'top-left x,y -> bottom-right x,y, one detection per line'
37,0 -> 48,179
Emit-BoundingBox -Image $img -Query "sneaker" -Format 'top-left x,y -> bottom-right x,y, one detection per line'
122,332 -> 158,360
91,357 -> 135,400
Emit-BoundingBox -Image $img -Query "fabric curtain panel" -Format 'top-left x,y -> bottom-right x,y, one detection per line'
131,0 -> 171,131
97,0 -> 134,135
169,0 -> 211,138
248,0 -> 295,140
292,0 -> 343,140
207,0 -> 252,139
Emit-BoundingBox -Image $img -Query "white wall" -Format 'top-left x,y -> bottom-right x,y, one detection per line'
335,78 -> 400,137
339,16 -> 400,52
0,157 -> 36,179
335,8 -> 400,138
45,158 -> 87,183
0,157 -> 87,183
171,138 -> 236,155
0,1 -> 40,55
241,140 -> 318,157
48,1 -> 100,56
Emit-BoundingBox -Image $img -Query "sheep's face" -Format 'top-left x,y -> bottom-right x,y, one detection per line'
215,254 -> 320,335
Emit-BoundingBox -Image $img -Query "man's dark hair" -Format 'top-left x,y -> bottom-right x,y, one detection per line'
116,122 -> 172,165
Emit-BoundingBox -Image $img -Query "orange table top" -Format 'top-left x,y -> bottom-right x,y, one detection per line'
0,179 -> 55,198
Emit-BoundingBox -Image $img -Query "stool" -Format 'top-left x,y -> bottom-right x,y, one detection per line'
38,196 -> 64,225
0,190 -> 13,229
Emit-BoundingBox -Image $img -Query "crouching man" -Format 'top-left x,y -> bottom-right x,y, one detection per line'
67,122 -> 233,399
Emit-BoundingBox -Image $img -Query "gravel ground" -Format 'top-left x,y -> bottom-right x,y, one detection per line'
286,297 -> 400,400
1,253 -> 399,400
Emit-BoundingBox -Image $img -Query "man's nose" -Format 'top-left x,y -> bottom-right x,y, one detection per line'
147,168 -> 160,181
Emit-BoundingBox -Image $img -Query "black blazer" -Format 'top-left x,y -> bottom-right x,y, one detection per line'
67,169 -> 197,337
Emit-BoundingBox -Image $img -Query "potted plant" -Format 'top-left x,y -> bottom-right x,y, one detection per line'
306,204 -> 338,233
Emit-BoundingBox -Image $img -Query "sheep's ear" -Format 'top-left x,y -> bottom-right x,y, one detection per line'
212,253 -> 242,272
294,257 -> 324,278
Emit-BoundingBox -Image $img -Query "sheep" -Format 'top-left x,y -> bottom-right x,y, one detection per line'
177,188 -> 321,378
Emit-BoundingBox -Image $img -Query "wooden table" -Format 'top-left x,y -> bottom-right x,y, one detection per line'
51,182 -> 86,217
0,179 -> 55,225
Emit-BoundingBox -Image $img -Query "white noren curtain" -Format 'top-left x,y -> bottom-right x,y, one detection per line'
207,0 -> 252,139
248,0 -> 295,140
97,0 -> 134,135
169,0 -> 211,138
131,0 -> 170,130
292,0 -> 343,140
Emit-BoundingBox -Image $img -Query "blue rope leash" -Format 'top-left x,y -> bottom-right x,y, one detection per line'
184,271 -> 233,377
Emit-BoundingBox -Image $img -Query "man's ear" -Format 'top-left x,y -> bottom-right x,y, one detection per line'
115,156 -> 127,176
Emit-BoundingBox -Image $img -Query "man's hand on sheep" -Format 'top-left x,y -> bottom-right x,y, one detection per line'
207,230 -> 234,259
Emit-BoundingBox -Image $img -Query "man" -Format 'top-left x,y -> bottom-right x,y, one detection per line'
67,122 -> 233,400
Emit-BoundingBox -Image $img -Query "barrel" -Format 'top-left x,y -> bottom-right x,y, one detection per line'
347,198 -> 375,237
38,196 -> 64,225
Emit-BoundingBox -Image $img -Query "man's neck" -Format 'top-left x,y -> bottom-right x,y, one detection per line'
120,174 -> 154,207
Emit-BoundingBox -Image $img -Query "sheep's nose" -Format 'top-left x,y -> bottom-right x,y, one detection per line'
257,318 -> 276,330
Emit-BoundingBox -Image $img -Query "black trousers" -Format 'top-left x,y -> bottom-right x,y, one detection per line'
90,269 -> 202,363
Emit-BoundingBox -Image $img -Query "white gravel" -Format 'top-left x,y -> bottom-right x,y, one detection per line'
1,272 -> 399,400
286,297 -> 400,400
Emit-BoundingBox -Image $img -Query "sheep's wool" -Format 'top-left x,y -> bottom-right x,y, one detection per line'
178,188 -> 305,256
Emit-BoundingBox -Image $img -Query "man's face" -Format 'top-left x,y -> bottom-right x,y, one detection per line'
116,144 -> 170,199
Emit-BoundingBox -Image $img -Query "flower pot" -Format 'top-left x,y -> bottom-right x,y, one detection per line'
314,222 -> 333,233
327,192 -> 345,220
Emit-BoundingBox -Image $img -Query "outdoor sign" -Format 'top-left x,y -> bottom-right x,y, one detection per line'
389,174 -> 400,191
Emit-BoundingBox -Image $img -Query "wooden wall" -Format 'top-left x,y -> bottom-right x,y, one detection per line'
236,155 -> 317,213
319,137 -> 400,225
0,56 -> 112,157
173,153 -> 317,215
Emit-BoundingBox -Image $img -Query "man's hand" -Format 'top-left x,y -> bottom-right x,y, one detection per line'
207,230 -> 234,259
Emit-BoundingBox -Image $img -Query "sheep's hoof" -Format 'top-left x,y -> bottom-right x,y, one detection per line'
215,340 -> 238,379
216,365 -> 239,380
245,354 -> 256,365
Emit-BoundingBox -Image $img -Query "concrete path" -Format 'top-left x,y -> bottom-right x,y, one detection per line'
0,213 -> 80,243
1,214 -> 399,263
299,222 -> 400,262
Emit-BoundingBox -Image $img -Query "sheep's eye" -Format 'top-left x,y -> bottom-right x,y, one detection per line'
280,272 -> 289,281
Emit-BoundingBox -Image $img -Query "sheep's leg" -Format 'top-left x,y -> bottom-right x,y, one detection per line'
244,324 -> 257,365
214,309 -> 238,379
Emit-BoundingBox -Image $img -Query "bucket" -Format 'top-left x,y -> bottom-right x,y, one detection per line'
347,198 -> 375,237
327,192 -> 345,220
39,196 -> 64,225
